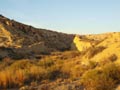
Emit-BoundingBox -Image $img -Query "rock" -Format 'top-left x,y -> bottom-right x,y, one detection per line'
71,35 -> 96,52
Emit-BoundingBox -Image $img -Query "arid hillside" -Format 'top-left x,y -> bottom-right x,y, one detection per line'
0,15 -> 74,59
0,15 -> 120,90
72,32 -> 120,65
0,15 -> 120,61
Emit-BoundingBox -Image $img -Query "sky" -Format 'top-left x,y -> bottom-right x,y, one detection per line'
0,0 -> 120,34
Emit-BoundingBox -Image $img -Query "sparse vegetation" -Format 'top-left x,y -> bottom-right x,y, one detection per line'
1,15 -> 120,90
81,63 -> 120,90
0,50 -> 120,90
83,46 -> 106,59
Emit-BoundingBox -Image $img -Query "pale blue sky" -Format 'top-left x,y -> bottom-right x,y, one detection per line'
0,0 -> 120,34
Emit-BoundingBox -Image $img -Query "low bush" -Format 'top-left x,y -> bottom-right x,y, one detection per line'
81,63 -> 120,90
38,59 -> 54,68
83,46 -> 106,59
46,65 -> 62,80
0,69 -> 26,88
99,54 -> 118,66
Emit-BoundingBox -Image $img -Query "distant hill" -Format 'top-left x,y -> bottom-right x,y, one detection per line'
72,32 -> 120,65
0,15 -> 74,59
0,15 -> 120,61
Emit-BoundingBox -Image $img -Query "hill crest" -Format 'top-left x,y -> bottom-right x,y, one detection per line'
0,15 -> 120,60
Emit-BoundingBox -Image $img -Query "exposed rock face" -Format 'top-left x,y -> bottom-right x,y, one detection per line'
71,35 -> 98,52
0,15 -> 74,59
71,32 -> 120,66
71,32 -> 120,52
